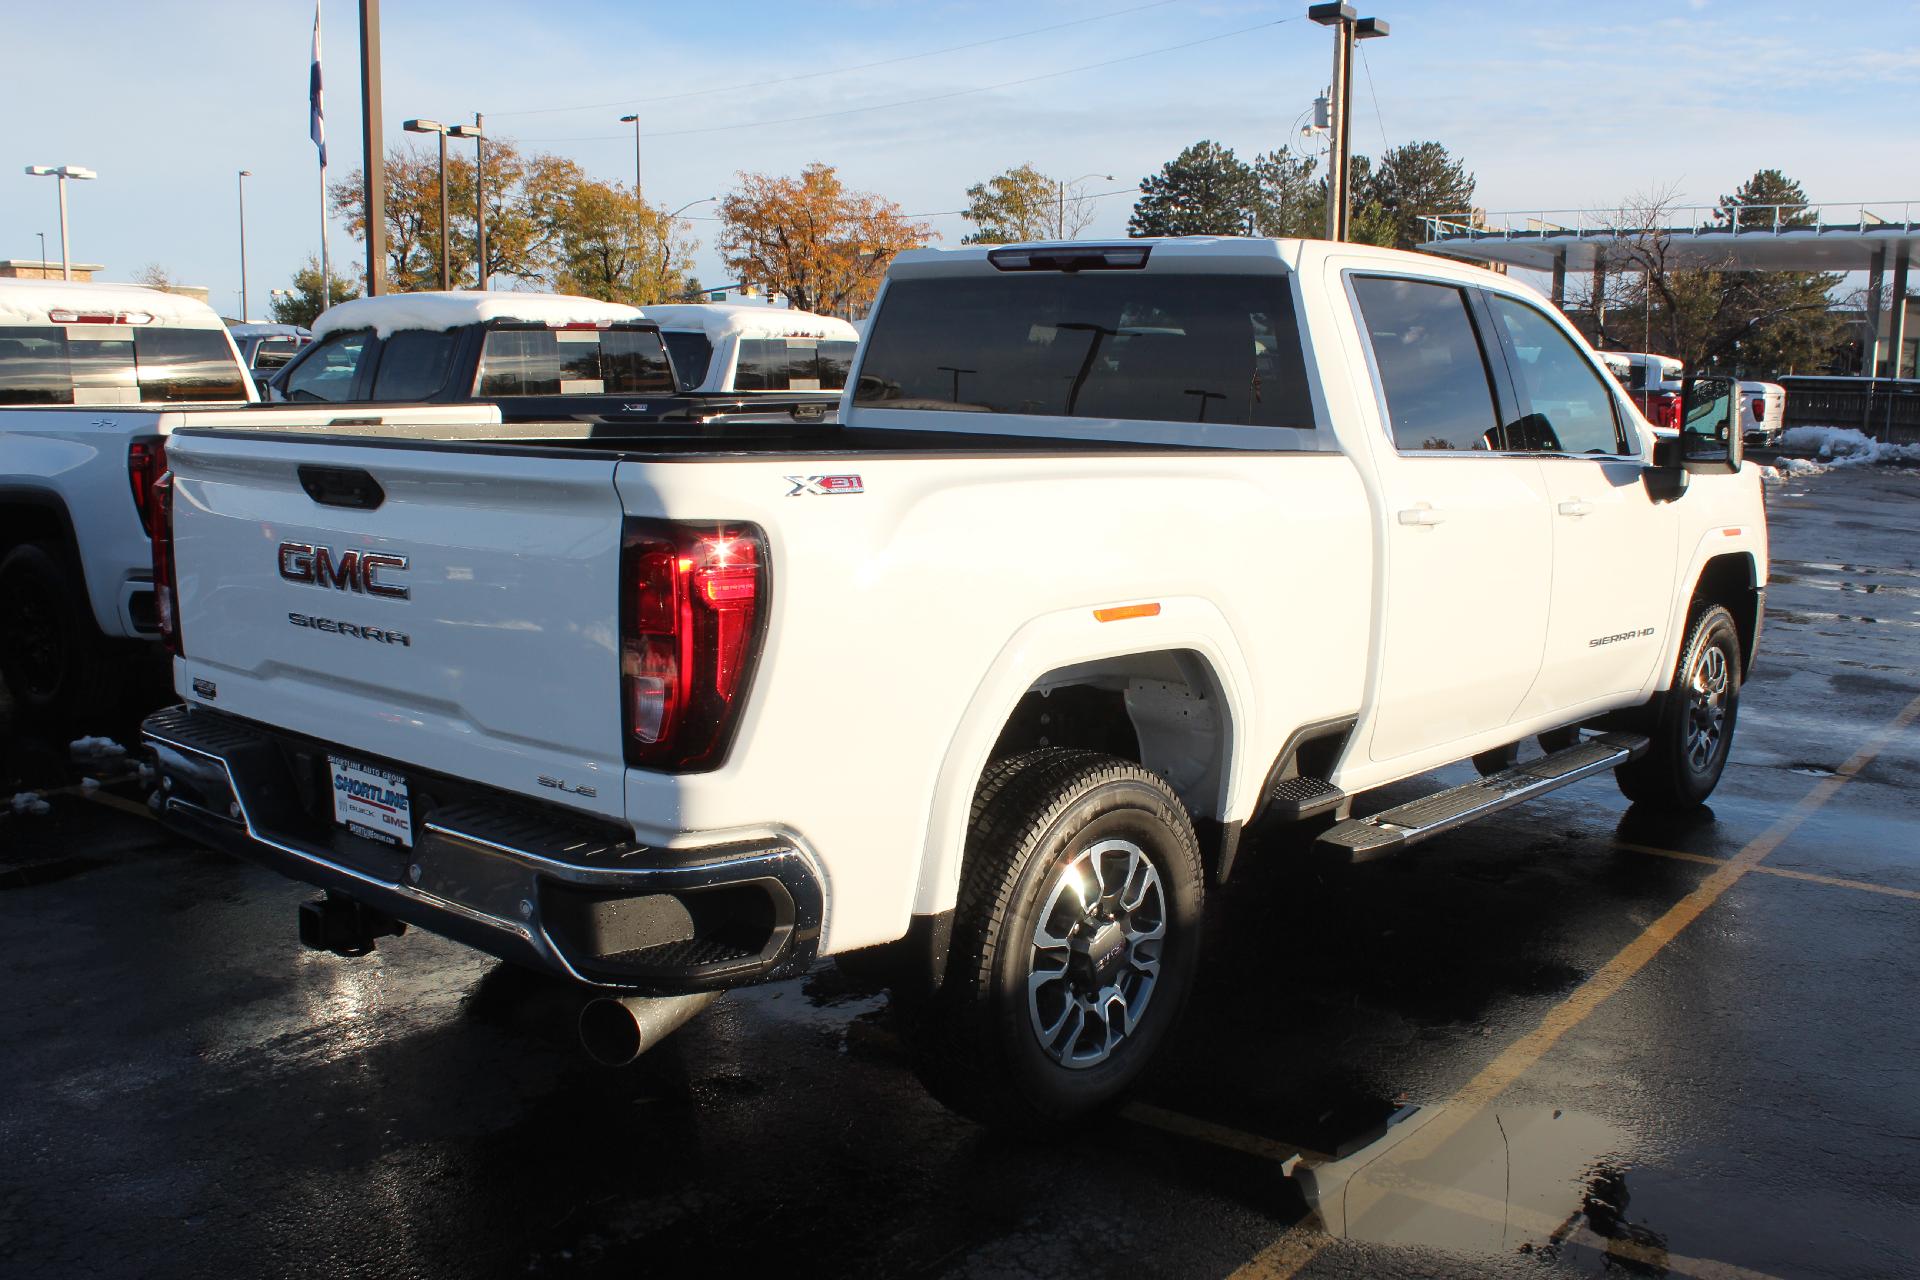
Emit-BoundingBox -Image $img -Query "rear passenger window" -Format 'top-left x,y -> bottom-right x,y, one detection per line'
1352,276 -> 1503,452
370,329 -> 457,400
1485,297 -> 1627,455
854,273 -> 1315,432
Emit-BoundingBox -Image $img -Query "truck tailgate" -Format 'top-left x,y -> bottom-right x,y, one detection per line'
167,431 -> 629,822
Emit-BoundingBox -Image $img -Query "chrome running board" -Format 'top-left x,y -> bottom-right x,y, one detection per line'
1318,732 -> 1650,862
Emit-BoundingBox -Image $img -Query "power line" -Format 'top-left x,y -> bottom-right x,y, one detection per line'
1358,43 -> 1390,155
487,0 -> 1179,119
514,18 -> 1294,144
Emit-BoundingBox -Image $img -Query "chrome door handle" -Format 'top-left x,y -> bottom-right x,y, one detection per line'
1396,506 -> 1445,527
1557,500 -> 1594,517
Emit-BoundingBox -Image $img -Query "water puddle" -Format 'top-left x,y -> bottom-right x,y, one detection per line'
1295,1103 -> 1647,1262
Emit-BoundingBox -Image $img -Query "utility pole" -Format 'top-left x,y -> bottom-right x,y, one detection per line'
1308,4 -> 1388,243
359,0 -> 387,294
464,114 -> 488,289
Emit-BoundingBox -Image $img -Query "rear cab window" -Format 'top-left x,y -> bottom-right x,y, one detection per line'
734,337 -> 859,392
853,269 -> 1318,443
476,324 -> 676,397
0,323 -> 246,405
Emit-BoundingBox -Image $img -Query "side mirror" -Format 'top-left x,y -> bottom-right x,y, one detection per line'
1678,374 -> 1742,474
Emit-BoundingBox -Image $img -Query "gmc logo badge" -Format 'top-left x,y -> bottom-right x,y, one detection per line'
279,542 -> 410,600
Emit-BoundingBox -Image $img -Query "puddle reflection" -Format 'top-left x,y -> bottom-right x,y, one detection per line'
1295,1103 -> 1668,1267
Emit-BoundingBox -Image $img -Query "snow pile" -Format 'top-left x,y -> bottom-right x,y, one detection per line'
313,290 -> 645,339
1776,426 -> 1920,468
638,303 -> 859,344
0,277 -> 229,328
69,736 -> 127,762
9,792 -> 51,817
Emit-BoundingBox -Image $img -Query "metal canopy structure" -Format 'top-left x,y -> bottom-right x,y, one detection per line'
1416,201 -> 1919,273
1417,201 -> 1918,378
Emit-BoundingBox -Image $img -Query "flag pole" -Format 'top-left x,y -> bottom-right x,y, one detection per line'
312,0 -> 333,316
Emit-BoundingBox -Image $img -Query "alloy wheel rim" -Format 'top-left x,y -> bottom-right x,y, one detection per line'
1026,837 -> 1166,1070
0,584 -> 67,698
1685,643 -> 1730,773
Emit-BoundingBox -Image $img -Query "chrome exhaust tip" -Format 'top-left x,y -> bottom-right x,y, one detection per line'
578,990 -> 721,1066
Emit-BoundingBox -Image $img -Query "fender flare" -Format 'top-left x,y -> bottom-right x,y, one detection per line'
1649,529 -> 1761,692
908,596 -> 1256,917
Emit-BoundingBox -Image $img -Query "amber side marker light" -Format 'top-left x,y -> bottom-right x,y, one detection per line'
1093,602 -> 1162,623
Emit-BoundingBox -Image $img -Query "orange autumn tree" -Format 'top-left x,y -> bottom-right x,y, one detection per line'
717,164 -> 933,316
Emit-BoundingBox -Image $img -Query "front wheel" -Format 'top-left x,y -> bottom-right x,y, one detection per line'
911,749 -> 1205,1127
1616,604 -> 1742,810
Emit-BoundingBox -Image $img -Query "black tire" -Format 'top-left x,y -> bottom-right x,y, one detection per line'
0,541 -> 128,731
910,748 -> 1205,1127
1615,604 -> 1741,810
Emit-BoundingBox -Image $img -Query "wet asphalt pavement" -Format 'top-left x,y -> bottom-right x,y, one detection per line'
4,465 -> 1919,1279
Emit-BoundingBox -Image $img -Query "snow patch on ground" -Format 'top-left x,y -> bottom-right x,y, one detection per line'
1776,425 -> 1920,468
69,736 -> 127,761
9,792 -> 51,816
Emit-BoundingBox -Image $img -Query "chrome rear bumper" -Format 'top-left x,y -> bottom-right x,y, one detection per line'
142,705 -> 822,992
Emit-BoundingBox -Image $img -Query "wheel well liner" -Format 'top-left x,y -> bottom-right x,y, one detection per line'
0,490 -> 80,567
1691,552 -> 1760,678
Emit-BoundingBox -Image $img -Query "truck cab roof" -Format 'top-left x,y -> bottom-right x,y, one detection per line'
310,290 -> 648,339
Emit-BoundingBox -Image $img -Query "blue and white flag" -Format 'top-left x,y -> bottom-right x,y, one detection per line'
309,3 -> 326,168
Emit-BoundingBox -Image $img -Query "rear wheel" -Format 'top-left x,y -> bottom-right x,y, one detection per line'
0,542 -> 128,731
1615,604 -> 1741,810
911,749 -> 1204,1127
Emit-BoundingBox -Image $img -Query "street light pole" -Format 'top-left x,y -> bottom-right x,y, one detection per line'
450,118 -> 487,289
36,232 -> 47,277
237,170 -> 252,321
404,118 -> 452,289
25,165 -> 97,280
618,114 -> 643,194
1308,4 -> 1387,243
1055,172 -> 1113,240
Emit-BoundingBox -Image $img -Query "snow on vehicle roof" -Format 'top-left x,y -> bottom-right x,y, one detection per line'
311,290 -> 646,339
638,303 -> 858,343
0,278 -> 229,328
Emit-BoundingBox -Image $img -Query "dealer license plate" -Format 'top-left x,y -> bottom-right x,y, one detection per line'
327,756 -> 414,848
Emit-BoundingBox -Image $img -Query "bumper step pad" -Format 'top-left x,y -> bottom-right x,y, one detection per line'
1317,732 -> 1649,862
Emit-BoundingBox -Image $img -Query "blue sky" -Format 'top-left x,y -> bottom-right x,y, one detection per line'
1,0 -> 1914,316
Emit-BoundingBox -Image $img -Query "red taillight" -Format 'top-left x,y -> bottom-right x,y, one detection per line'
128,436 -> 167,525
1751,397 -> 1766,422
149,471 -> 181,657
620,521 -> 767,771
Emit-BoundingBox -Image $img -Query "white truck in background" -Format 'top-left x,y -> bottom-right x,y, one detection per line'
641,303 -> 860,404
143,238 -> 1767,1125
0,277 -> 508,727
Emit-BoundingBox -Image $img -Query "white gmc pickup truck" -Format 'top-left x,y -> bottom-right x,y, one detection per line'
143,238 -> 1767,1125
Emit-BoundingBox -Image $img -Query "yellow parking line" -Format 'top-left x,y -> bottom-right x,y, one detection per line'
1232,689 -> 1920,1280
1122,1102 -> 1329,1166
1617,840 -> 1920,903
81,788 -> 157,822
